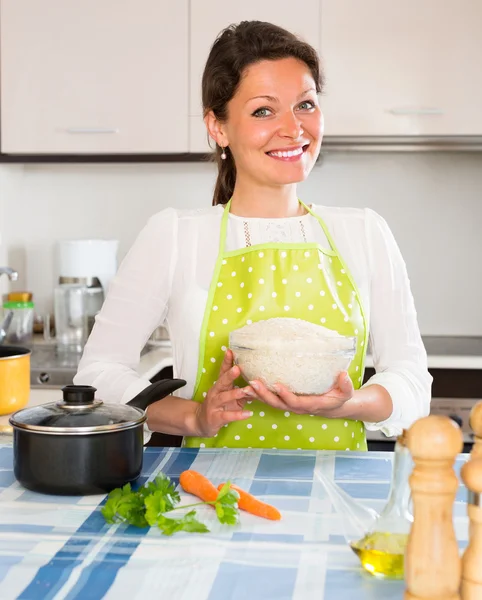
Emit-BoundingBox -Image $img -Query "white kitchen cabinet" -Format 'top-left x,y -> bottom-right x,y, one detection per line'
320,0 -> 482,137
189,1 -> 320,153
0,0 -> 189,154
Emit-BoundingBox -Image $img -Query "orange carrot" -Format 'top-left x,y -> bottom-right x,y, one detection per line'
217,483 -> 281,521
179,470 -> 219,503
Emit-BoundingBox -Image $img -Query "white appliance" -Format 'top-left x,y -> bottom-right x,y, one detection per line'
57,239 -> 119,293
56,239 -> 119,334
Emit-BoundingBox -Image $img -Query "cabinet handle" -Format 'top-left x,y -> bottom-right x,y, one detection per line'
65,128 -> 119,134
388,107 -> 444,116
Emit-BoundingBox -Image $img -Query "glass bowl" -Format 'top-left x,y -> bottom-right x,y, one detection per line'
229,318 -> 357,396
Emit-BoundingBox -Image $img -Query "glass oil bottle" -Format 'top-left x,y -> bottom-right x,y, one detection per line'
350,431 -> 413,579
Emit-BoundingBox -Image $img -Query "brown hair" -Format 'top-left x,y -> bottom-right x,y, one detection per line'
202,21 -> 324,206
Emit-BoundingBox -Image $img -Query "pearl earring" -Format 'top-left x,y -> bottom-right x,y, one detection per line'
220,146 -> 227,160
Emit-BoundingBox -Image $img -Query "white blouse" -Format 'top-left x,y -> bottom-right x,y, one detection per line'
74,203 -> 432,437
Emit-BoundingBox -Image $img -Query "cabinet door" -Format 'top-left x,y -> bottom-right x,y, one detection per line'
189,1 -> 320,152
320,0 -> 482,136
1,0 -> 189,154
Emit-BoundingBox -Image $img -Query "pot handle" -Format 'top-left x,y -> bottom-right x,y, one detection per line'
126,378 -> 187,411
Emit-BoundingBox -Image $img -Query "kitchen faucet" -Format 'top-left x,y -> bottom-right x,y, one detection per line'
0,267 -> 18,281
0,267 -> 19,343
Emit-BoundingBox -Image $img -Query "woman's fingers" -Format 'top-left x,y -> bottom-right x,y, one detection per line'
214,365 -> 240,392
249,380 -> 288,411
271,383 -> 305,411
218,349 -> 234,379
215,353 -> 242,393
254,375 -> 354,416
214,385 -> 255,409
220,408 -> 254,426
336,371 -> 355,397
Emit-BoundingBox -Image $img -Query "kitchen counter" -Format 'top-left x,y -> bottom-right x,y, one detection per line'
0,344 -> 173,438
2,335 -> 480,442
366,335 -> 482,370
0,445 -> 470,600
112,335 -> 482,372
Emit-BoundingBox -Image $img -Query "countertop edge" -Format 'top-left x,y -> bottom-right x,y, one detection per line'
145,348 -> 482,372
138,346 -> 173,379
365,355 -> 482,370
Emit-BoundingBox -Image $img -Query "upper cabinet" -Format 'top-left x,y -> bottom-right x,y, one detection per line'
0,0 -> 189,154
189,0 -> 320,153
1,1 -> 481,158
320,0 -> 482,137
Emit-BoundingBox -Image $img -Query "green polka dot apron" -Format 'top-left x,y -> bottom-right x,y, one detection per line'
184,200 -> 369,450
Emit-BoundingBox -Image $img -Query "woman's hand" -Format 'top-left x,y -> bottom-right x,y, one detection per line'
193,349 -> 255,437
249,372 -> 354,418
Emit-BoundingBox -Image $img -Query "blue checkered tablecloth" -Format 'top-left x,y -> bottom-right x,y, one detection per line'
0,444 -> 470,600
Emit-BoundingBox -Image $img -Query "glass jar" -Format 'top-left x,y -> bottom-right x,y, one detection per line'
2,300 -> 35,346
54,284 -> 88,350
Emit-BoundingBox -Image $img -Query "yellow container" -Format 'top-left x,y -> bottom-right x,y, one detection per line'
0,346 -> 30,416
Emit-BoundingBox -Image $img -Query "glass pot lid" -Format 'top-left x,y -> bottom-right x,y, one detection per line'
9,385 -> 145,434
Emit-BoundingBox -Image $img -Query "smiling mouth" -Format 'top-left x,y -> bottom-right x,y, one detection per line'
266,144 -> 310,160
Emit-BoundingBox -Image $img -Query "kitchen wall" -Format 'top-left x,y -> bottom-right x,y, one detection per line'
1,150 -> 481,336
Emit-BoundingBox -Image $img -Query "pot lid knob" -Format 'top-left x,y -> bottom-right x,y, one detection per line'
62,384 -> 97,405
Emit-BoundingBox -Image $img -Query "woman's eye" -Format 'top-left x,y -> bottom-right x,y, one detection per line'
298,100 -> 315,111
252,107 -> 272,118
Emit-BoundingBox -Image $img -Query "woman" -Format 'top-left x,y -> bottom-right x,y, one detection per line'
74,21 -> 432,450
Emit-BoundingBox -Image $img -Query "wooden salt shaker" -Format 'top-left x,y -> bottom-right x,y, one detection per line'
405,415 -> 463,600
469,403 -> 482,459
461,457 -> 482,599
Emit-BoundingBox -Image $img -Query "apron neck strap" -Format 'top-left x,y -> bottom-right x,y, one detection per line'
221,198 -> 339,254
219,200 -> 232,255
299,199 -> 339,252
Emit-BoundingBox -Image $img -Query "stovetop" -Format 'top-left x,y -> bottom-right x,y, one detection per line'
421,336 -> 482,357
31,344 -> 82,370
30,342 -> 154,387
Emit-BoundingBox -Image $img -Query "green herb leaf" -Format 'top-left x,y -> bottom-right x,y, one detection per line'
101,472 -> 239,534
156,510 -> 209,536
101,483 -> 147,527
215,502 -> 225,521
156,514 -> 185,536
139,474 -> 180,511
101,488 -> 124,523
126,510 -> 149,529
216,502 -> 239,526
145,490 -> 171,526
222,489 -> 240,506
216,481 -> 232,502
177,510 -> 210,534
214,484 -> 240,526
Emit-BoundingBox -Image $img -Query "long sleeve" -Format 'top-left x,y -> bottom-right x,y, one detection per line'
362,208 -> 432,436
74,208 -> 178,404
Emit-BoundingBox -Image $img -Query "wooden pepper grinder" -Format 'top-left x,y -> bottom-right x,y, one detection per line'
460,457 -> 482,599
469,403 -> 482,459
405,415 -> 464,600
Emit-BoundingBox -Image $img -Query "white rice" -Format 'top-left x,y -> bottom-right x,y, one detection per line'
229,318 -> 356,395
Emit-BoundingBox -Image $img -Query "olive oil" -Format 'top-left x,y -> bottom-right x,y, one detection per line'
349,432 -> 413,580
350,532 -> 408,579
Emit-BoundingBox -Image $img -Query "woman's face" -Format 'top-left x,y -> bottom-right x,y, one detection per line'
217,57 -> 323,187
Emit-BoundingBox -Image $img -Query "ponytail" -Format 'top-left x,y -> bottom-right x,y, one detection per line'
212,145 -> 236,206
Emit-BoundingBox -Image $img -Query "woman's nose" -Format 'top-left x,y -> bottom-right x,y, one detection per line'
279,112 -> 304,139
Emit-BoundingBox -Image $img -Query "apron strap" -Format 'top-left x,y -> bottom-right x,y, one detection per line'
219,200 -> 232,255
299,200 -> 340,256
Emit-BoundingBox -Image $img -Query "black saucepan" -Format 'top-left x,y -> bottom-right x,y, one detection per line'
9,379 -> 186,495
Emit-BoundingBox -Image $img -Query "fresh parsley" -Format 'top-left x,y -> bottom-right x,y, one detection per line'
101,474 -> 239,536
